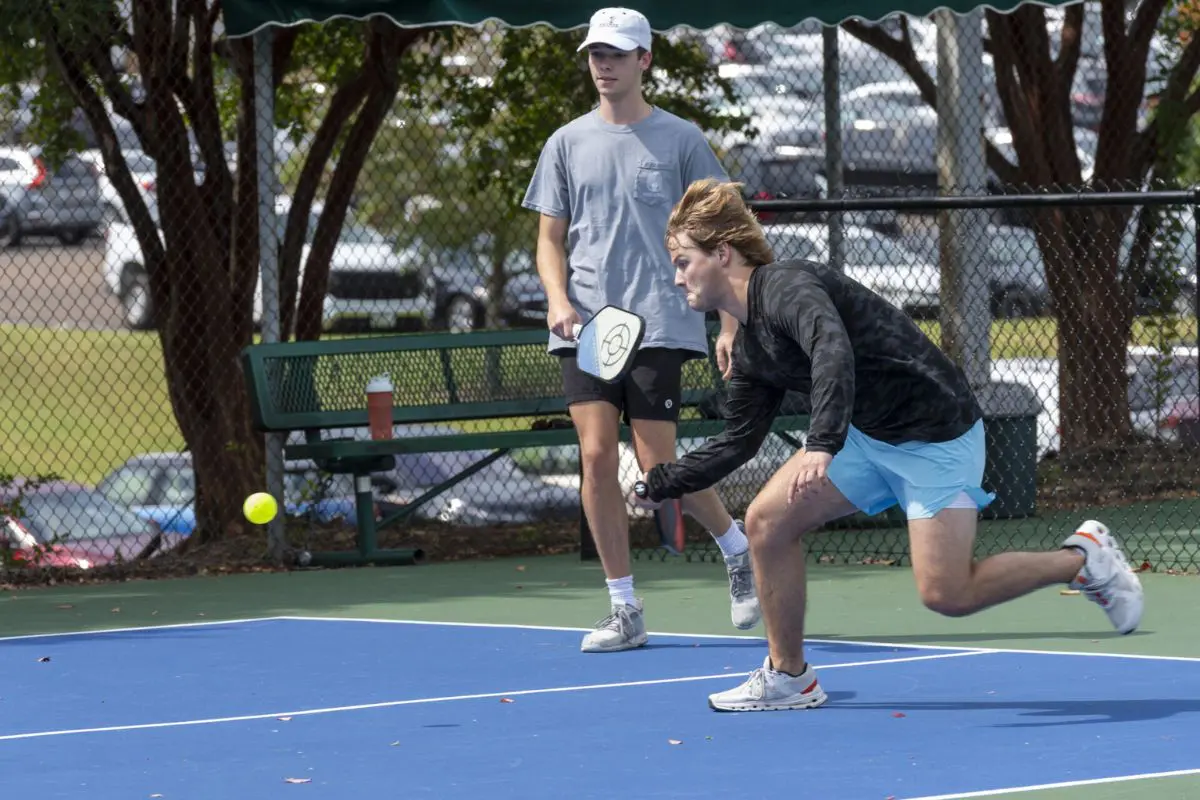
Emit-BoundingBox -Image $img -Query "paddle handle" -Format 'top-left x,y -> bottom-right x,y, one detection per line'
571,323 -> 582,340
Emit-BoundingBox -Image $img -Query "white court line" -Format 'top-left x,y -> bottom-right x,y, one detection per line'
5,614 -> 1200,664
0,650 -> 985,742
902,767 -> 1200,799
0,616 -> 285,644
276,615 -> 1200,663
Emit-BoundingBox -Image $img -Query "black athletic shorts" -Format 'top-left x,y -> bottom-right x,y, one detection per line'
557,347 -> 696,423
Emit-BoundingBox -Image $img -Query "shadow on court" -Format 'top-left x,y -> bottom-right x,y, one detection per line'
808,629 -> 1156,644
826,696 -> 1200,727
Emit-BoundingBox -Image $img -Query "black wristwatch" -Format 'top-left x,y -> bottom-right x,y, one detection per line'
633,480 -> 649,498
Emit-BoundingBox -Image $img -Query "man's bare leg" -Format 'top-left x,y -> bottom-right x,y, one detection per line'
908,508 -> 1082,617
631,417 -> 759,629
707,449 -> 858,711
570,400 -> 629,579
570,400 -> 648,653
908,509 -> 1144,634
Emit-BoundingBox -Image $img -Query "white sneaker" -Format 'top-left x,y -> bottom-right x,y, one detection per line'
724,544 -> 761,631
708,657 -> 828,712
580,599 -> 648,653
1062,520 -> 1144,635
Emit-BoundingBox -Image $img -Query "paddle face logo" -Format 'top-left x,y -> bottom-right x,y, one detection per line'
601,322 -> 633,367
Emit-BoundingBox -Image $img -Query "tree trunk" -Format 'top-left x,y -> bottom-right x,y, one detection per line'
147,52 -> 264,543
1038,207 -> 1135,452
294,23 -> 413,342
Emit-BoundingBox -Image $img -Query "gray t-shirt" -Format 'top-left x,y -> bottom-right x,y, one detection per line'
522,107 -> 729,355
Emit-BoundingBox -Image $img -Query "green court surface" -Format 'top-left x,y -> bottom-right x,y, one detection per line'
2,557 -> 1197,799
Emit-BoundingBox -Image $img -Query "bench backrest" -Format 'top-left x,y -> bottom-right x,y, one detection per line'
242,325 -> 726,433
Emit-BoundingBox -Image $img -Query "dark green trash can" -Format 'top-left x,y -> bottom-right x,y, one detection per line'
975,381 -> 1041,520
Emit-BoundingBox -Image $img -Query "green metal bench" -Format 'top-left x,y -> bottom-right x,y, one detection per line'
241,324 -> 810,566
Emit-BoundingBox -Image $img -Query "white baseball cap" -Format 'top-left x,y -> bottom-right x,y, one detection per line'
577,7 -> 653,53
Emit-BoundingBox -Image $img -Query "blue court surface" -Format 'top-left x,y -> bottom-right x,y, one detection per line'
2,617 -> 1198,799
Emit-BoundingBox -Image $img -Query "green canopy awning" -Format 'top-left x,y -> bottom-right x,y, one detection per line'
222,0 -> 1035,38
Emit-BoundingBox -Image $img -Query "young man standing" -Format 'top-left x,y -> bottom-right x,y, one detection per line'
632,178 -> 1145,709
522,8 -> 759,653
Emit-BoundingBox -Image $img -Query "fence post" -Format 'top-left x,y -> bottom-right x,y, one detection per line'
823,25 -> 844,272
254,28 -> 286,561
935,8 -> 991,389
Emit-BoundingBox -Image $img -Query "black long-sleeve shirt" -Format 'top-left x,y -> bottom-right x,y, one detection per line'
645,260 -> 983,501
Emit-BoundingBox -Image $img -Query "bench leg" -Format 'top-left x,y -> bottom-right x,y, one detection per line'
354,474 -> 378,557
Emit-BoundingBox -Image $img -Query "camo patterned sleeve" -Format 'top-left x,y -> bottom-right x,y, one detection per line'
644,365 -> 784,501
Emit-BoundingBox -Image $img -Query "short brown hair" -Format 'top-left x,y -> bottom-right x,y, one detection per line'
665,179 -> 774,266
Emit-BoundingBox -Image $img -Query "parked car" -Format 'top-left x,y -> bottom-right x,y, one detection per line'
0,479 -> 180,568
287,424 -> 581,525
393,237 -> 548,332
76,148 -> 158,226
0,146 -> 103,246
762,222 -> 942,318
95,452 -> 360,535
102,197 -> 439,331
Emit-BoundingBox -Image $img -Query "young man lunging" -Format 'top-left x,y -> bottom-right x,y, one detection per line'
632,178 -> 1145,709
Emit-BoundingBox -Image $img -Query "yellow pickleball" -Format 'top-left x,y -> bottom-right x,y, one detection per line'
243,492 -> 278,524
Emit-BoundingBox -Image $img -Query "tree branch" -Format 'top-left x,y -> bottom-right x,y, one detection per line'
841,20 -> 936,107
186,0 -> 230,193
1129,0 -> 1169,61
45,24 -> 164,278
295,22 -> 418,342
1133,32 -> 1200,177
272,28 -> 302,88
1053,2 -> 1084,109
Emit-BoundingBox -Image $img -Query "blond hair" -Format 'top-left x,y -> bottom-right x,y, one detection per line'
665,179 -> 774,266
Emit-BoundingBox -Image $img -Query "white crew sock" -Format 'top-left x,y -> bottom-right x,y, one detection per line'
606,575 -> 637,608
711,519 -> 749,557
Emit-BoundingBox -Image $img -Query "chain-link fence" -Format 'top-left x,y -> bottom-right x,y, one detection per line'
3,3 -> 1199,577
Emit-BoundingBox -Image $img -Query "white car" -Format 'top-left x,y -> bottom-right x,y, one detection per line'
763,222 -> 942,317
102,196 -> 437,331
76,148 -> 158,225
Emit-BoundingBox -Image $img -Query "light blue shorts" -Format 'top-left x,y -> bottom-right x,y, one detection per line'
826,420 -> 995,520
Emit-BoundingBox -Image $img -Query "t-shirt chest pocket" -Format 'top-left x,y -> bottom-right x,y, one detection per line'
634,159 -> 677,207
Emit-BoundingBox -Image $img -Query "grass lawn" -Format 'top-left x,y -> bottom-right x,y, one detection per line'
2,325 -> 184,486
5,315 -> 1196,485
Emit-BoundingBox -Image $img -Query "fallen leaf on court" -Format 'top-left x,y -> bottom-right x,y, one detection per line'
283,778 -> 311,784
277,716 -> 292,722
56,604 -> 73,610
515,585 -> 524,590
1137,561 -> 1153,573
891,712 -> 906,718
515,565 -> 526,572
37,656 -> 50,663
500,698 -> 515,703
1059,589 -> 1080,596
111,607 -> 121,613
668,739 -> 682,745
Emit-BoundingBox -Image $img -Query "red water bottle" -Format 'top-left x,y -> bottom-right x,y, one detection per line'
366,373 -> 394,440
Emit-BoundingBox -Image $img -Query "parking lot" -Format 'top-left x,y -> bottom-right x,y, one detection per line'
0,236 -> 125,330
